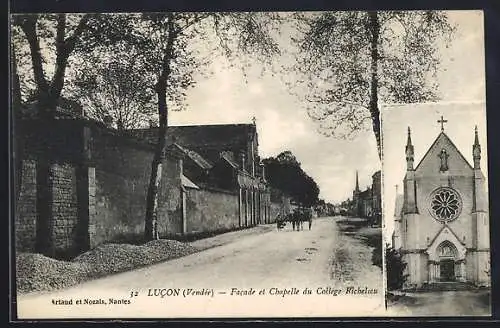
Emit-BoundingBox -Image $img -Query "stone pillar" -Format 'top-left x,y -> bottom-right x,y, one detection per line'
250,189 -> 254,226
245,189 -> 249,226
181,188 -> 187,234
238,187 -> 243,227
459,262 -> 466,282
428,262 -> 435,282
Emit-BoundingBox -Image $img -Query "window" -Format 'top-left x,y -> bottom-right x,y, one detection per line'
430,187 -> 462,222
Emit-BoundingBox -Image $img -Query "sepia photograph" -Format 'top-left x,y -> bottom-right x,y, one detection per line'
383,102 -> 491,317
9,8 -> 490,319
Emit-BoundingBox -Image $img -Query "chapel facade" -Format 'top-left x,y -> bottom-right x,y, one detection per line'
392,120 -> 490,288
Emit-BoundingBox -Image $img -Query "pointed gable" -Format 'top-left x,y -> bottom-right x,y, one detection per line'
415,132 -> 473,178
425,224 -> 467,261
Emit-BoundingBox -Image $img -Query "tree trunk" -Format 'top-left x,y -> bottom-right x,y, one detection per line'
11,45 -> 23,205
19,15 -> 71,256
144,83 -> 167,241
368,11 -> 381,160
144,16 -> 177,241
11,46 -> 22,113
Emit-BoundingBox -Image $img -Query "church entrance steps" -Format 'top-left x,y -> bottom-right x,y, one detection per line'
403,281 -> 479,292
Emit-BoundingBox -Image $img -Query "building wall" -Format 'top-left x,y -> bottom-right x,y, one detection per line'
91,125 -> 182,245
14,118 -> 276,257
15,160 -> 37,251
14,118 -> 183,256
185,187 -> 239,233
14,119 -> 84,256
157,159 -> 183,236
411,175 -> 474,250
51,163 -> 79,253
401,134 -> 490,287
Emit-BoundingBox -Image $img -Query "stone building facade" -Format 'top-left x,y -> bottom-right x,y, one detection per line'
392,125 -> 490,288
349,170 -> 381,224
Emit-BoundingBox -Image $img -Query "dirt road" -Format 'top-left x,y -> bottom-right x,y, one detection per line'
16,217 -> 384,319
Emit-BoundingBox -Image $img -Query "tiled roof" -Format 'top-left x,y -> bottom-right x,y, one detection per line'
130,124 -> 254,147
128,124 -> 256,163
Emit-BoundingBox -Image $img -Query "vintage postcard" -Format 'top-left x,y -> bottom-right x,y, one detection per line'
10,9 -> 487,319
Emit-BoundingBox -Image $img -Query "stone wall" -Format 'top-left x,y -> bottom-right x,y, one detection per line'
185,187 -> 239,233
15,160 -> 37,251
15,119 -> 85,255
14,117 -> 276,257
90,124 -> 182,245
14,118 -> 183,256
51,163 -> 78,254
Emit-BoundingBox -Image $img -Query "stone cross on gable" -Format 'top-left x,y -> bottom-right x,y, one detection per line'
438,115 -> 448,132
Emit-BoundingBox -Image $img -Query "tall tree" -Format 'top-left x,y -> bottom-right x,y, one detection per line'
11,13 -> 133,255
69,41 -> 157,129
135,12 -> 281,240
13,14 -> 91,116
263,151 -> 320,208
11,41 -> 23,207
386,244 -> 408,291
289,11 -> 455,158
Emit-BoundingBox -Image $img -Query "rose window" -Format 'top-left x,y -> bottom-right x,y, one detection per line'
430,187 -> 462,222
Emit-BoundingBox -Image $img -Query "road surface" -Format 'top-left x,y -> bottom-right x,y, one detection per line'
16,217 -> 384,319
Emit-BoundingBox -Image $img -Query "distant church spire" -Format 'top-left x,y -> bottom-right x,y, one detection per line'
473,125 -> 481,169
405,127 -> 414,171
355,170 -> 360,192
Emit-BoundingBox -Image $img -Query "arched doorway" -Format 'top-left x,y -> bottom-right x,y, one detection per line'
437,241 -> 458,282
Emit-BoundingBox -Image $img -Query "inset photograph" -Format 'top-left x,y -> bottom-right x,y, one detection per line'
382,102 -> 491,316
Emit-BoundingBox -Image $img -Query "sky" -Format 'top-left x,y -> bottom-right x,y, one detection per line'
167,10 -> 485,204
381,102 -> 488,243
